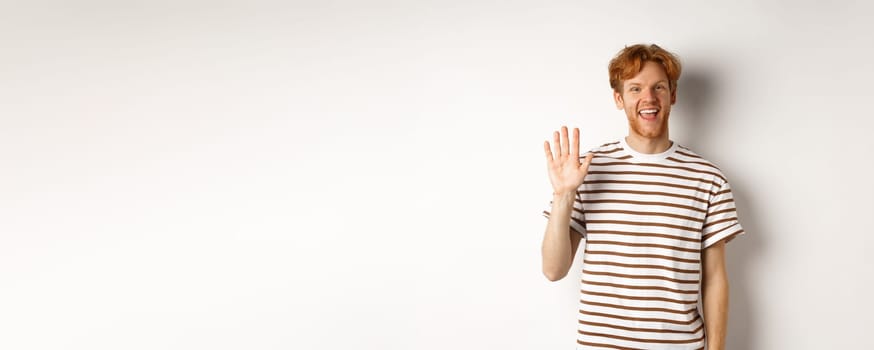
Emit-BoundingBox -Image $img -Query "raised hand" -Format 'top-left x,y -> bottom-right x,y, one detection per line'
543,126 -> 594,195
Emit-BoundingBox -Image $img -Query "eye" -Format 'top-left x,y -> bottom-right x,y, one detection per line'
630,87 -> 640,92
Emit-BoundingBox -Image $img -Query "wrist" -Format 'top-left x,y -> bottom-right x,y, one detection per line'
553,190 -> 576,196
552,191 -> 577,201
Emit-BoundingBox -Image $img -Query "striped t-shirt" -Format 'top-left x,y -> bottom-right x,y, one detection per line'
542,137 -> 745,350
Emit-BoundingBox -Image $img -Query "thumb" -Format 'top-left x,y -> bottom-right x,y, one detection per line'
579,152 -> 594,171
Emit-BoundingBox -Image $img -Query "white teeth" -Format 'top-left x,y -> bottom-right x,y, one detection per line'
640,109 -> 658,114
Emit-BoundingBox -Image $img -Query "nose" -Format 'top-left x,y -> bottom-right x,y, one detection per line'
641,87 -> 658,102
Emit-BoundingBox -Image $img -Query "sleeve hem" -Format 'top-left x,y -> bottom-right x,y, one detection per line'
542,211 -> 587,239
703,223 -> 744,249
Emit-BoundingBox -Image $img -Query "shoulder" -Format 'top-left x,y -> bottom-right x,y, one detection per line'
669,144 -> 730,184
584,140 -> 624,158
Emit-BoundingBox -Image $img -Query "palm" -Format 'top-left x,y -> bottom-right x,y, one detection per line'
544,126 -> 594,195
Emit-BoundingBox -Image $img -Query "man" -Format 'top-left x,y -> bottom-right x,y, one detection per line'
541,44 -> 744,350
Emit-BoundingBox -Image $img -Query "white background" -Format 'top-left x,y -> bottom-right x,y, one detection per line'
1,1 -> 872,349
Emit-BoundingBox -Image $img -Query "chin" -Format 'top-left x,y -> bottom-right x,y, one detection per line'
637,131 -> 665,139
629,115 -> 669,139
630,123 -> 666,139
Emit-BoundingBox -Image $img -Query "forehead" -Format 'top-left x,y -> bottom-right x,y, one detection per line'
624,61 -> 669,84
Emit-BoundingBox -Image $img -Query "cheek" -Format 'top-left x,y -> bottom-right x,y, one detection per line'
661,92 -> 673,102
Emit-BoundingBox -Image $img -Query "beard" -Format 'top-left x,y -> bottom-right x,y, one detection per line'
628,112 -> 670,139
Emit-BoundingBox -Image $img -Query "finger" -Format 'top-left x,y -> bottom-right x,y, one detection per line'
572,128 -> 581,163
553,131 -> 561,158
543,140 -> 554,163
560,126 -> 569,157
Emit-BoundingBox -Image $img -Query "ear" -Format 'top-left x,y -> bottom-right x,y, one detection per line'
613,90 -> 624,110
670,87 -> 677,105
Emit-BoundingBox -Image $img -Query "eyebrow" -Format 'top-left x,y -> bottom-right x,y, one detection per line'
626,80 -> 669,87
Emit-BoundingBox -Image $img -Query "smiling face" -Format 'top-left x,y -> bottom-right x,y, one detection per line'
613,61 -> 677,141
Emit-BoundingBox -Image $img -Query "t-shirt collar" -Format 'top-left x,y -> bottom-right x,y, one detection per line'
619,136 -> 678,162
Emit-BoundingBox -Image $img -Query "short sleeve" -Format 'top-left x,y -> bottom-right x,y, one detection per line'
542,193 -> 587,238
702,180 -> 745,248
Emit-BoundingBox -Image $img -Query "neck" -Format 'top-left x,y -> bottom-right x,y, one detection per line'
624,134 -> 672,154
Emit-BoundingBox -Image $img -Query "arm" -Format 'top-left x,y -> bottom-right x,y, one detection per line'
541,126 -> 592,282
541,191 -> 583,281
702,240 -> 729,350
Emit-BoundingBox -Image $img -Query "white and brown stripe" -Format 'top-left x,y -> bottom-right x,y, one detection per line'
543,138 -> 744,349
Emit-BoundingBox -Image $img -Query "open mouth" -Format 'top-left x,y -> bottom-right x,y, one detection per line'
638,108 -> 659,121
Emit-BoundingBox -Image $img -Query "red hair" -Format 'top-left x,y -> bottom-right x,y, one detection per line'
608,44 -> 682,93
